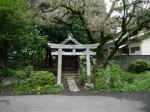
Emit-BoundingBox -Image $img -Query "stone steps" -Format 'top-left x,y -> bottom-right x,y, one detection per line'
65,76 -> 80,92
62,73 -> 78,76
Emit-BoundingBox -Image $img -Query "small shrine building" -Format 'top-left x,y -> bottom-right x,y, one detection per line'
48,33 -> 99,87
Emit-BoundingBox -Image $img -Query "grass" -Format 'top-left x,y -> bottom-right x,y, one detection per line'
121,71 -> 150,92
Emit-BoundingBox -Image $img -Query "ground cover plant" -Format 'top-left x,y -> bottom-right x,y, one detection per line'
78,61 -> 150,92
94,64 -> 126,92
94,63 -> 150,92
0,69 -> 63,95
121,71 -> 150,92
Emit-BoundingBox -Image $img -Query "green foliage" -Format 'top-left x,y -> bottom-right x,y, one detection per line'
0,68 -> 16,77
79,56 -> 86,71
78,56 -> 96,85
121,72 -> 134,83
78,70 -> 96,85
94,68 -> 110,91
148,62 -> 150,70
31,71 -> 55,86
108,64 -> 123,90
24,66 -> 33,76
71,19 -> 90,44
3,71 -> 63,94
94,63 -> 150,92
0,0 -> 47,68
41,18 -> 90,44
78,56 -> 86,85
7,83 -> 63,95
129,59 -> 149,73
0,70 -> 5,82
0,0 -> 30,38
95,64 -> 131,92
78,71 -> 87,85
13,70 -> 27,79
0,66 -> 33,79
121,71 -> 150,92
8,25 -> 47,68
78,56 -> 97,85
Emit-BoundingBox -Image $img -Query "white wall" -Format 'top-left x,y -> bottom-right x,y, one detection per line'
109,38 -> 150,55
128,42 -> 142,55
141,38 -> 150,55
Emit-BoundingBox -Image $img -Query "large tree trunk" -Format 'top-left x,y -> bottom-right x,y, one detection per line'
94,43 -> 106,72
103,47 -> 118,68
96,43 -> 118,69
96,44 -> 105,65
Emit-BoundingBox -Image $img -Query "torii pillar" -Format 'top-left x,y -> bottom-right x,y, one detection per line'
57,48 -> 62,85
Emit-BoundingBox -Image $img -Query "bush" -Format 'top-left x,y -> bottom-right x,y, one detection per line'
78,70 -> 96,85
94,68 -> 110,91
129,59 -> 149,73
94,63 -> 150,92
0,66 -> 32,79
122,72 -> 134,83
31,71 -> 55,86
108,64 -> 123,90
2,71 -> 63,94
121,71 -> 150,91
95,64 -> 128,91
78,71 -> 87,85
2,68 -> 16,77
13,70 -> 27,79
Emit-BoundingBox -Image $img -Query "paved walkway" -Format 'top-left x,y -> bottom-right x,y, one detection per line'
65,76 -> 80,92
0,92 -> 150,112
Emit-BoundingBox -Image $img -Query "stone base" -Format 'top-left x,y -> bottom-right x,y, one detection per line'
84,83 -> 94,90
55,84 -> 64,91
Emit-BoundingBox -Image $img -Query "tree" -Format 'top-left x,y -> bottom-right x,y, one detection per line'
37,0 -> 150,68
0,0 -> 47,68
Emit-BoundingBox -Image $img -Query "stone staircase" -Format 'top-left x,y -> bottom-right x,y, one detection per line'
63,75 -> 80,92
62,71 -> 78,76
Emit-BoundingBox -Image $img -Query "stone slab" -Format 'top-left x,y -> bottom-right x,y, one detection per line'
66,77 -> 80,92
64,76 -> 76,78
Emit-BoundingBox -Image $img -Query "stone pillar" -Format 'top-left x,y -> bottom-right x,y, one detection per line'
57,48 -> 62,85
86,48 -> 91,84
85,48 -> 94,89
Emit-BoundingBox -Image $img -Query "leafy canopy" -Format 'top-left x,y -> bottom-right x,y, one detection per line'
0,0 -> 47,67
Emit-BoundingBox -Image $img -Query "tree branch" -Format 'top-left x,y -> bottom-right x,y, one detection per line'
126,2 -> 136,26
105,0 -> 118,21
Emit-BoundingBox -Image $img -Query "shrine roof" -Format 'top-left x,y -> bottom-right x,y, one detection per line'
60,33 -> 82,45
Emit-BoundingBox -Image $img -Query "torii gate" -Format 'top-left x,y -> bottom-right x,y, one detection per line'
48,33 -> 99,88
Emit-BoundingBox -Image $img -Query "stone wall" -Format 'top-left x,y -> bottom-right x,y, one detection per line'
113,55 -> 150,69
